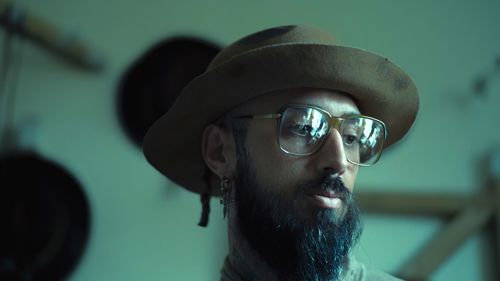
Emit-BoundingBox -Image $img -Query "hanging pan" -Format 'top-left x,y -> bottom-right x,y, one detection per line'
116,36 -> 220,147
0,151 -> 91,281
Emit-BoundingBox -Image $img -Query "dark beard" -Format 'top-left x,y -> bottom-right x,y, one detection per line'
234,156 -> 363,281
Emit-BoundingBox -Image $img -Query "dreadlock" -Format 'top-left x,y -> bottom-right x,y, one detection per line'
198,166 -> 212,227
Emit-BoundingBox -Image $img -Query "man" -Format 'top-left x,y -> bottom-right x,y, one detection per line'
143,25 -> 419,281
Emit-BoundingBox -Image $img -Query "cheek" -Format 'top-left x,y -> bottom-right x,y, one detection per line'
343,165 -> 358,192
246,123 -> 280,165
246,124 -> 305,186
249,154 -> 310,198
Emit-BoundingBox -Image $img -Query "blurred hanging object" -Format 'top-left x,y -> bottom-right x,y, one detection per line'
0,4 -> 91,281
0,152 -> 91,281
472,54 -> 500,97
0,9 -> 24,154
117,37 -> 220,147
0,0 -> 104,71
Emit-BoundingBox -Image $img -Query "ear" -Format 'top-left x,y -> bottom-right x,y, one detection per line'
201,124 -> 236,178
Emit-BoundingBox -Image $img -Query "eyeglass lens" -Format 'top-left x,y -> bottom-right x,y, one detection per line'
278,106 -> 385,165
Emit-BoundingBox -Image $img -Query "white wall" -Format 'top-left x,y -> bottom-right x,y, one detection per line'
3,0 -> 499,280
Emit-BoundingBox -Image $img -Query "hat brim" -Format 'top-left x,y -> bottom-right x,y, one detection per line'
143,43 -> 419,196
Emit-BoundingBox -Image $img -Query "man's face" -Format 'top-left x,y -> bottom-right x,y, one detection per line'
230,88 -> 363,281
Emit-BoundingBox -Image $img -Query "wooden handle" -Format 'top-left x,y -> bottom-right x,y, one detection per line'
0,0 -> 104,71
357,191 -> 490,216
397,202 -> 493,280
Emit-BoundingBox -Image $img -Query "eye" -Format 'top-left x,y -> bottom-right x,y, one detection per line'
280,107 -> 328,141
342,134 -> 359,146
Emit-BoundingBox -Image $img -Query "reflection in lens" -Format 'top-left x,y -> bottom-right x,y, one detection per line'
279,107 -> 329,155
356,117 -> 385,165
279,106 -> 386,166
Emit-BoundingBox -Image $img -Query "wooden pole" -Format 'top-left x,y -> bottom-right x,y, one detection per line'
491,150 -> 500,279
357,191 -> 489,216
396,193 -> 494,281
0,0 -> 103,71
494,177 -> 500,279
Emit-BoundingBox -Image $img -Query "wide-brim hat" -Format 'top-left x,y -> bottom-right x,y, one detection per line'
143,25 -> 419,196
117,37 -> 219,147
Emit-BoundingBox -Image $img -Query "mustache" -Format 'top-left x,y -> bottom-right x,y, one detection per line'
298,174 -> 352,200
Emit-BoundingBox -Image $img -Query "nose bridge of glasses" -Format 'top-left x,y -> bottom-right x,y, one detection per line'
327,116 -> 343,133
319,121 -> 349,170
322,116 -> 346,154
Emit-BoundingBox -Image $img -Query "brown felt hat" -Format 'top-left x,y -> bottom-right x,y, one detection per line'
143,25 -> 419,196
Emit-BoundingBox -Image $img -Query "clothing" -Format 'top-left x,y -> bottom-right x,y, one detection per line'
220,255 -> 402,281
340,256 -> 403,281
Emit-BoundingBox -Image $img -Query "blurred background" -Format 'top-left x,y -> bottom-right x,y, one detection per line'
1,0 -> 499,280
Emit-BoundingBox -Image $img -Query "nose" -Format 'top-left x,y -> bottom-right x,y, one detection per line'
315,128 -> 348,177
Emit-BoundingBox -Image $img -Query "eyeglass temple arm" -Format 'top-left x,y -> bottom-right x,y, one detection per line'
233,113 -> 281,120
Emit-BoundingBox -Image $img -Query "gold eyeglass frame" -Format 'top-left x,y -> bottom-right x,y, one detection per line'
233,104 -> 388,166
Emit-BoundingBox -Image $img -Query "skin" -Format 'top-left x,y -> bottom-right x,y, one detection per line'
202,87 -> 361,280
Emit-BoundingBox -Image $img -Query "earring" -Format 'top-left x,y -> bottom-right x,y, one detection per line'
220,177 -> 232,218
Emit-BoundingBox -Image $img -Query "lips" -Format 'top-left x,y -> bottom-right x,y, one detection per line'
305,190 -> 345,209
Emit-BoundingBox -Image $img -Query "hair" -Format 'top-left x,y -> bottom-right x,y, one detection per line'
234,147 -> 362,281
229,119 -> 249,159
197,167 -> 212,227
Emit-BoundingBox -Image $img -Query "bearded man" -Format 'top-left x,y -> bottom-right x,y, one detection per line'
143,25 -> 419,281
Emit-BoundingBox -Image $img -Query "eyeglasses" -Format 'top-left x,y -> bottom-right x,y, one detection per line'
234,104 -> 387,166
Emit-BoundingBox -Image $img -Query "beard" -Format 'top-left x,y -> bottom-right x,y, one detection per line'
234,154 -> 363,281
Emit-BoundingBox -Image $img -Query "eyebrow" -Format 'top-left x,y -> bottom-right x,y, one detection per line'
233,105 -> 361,119
340,111 -> 362,118
293,103 -> 360,117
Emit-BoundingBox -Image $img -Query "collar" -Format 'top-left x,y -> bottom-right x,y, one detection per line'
220,254 -> 364,281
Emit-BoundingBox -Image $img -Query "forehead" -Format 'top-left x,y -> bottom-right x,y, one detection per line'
230,88 -> 360,116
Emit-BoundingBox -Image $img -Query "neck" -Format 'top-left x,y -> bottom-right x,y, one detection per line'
222,209 -> 280,281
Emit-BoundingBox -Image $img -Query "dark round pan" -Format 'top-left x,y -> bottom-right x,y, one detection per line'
0,151 -> 91,281
117,37 -> 220,147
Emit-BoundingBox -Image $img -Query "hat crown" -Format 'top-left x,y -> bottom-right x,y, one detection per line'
207,25 -> 337,71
